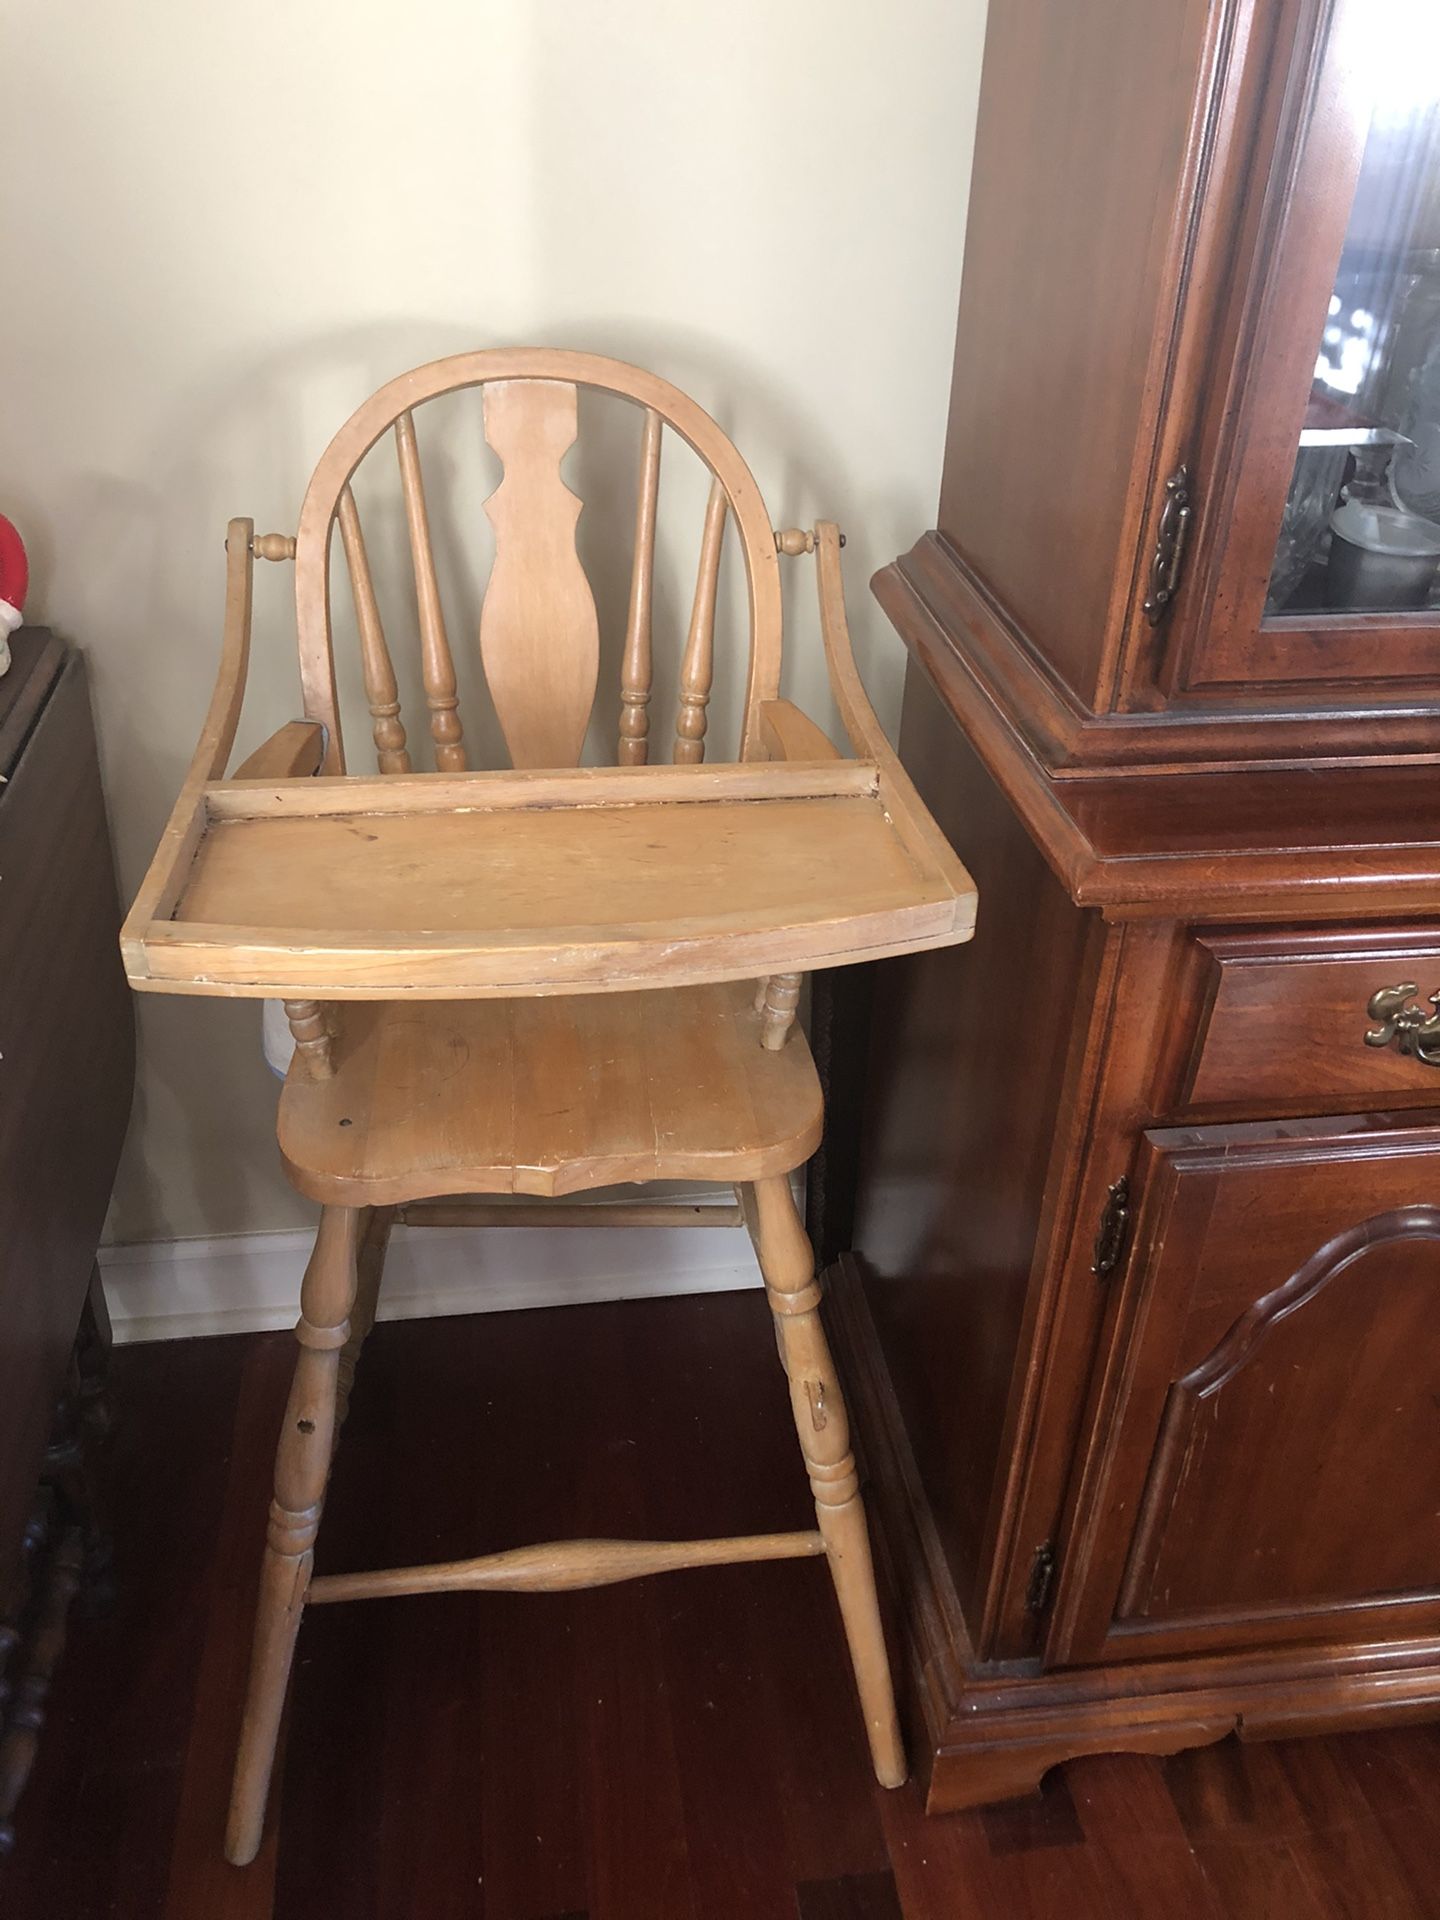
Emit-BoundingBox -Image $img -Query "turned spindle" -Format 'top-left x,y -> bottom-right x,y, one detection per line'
396,410 -> 467,771
757,973 -> 802,1050
619,408 -> 663,765
338,486 -> 411,774
283,1000 -> 335,1078
675,480 -> 727,764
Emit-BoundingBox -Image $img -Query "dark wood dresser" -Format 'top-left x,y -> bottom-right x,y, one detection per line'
831,0 -> 1440,1812
0,628 -> 134,1849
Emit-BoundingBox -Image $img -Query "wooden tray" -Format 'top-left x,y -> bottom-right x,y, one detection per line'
123,759 -> 976,999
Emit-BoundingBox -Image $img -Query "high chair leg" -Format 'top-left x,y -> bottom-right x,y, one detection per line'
751,1176 -> 907,1789
333,1207 -> 390,1444
226,1205 -> 362,1866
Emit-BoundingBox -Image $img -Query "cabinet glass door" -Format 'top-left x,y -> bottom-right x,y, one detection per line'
1268,51 -> 1440,618
1175,0 -> 1440,695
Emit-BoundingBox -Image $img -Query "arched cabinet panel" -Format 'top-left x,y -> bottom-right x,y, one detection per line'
1048,1118 -> 1440,1666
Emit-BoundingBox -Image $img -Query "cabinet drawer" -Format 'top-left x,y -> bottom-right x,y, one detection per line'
1185,927 -> 1440,1111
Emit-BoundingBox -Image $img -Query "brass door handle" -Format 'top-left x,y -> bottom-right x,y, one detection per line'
1365,983 -> 1440,1066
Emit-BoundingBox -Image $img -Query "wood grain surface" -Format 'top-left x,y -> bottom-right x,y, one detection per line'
8,1298 -> 1440,1917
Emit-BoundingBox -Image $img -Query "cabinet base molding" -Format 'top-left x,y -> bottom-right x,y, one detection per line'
824,1254 -> 1440,1815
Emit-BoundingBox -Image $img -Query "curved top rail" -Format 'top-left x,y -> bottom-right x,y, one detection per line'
293,349 -> 784,771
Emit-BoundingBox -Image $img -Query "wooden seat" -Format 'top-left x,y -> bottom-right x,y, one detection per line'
121,349 -> 977,1869
278,980 -> 823,1204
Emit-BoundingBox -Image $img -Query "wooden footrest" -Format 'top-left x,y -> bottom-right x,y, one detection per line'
307,1530 -> 826,1603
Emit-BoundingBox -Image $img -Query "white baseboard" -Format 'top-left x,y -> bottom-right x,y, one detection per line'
100,1216 -> 762,1345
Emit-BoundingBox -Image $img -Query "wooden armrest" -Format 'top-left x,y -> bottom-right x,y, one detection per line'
121,517 -> 257,954
232,720 -> 326,781
813,520 -> 977,906
756,699 -> 840,762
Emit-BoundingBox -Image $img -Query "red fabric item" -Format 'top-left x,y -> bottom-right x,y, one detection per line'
0,514 -> 28,615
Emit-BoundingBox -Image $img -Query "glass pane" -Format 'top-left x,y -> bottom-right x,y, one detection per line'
1266,26 -> 1440,617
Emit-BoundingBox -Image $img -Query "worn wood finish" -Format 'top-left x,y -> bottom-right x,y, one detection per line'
127,764 -> 974,1001
291,350 -> 786,771
619,407 -> 663,765
335,487 -> 410,774
674,480 -> 726,764
480,379 -> 600,770
227,1206 -> 361,1866
230,1078 -> 904,1862
118,354 -> 982,1867
120,520 -> 256,950
123,361 -> 977,1008
394,1197 -> 744,1228
277,980 -> 823,1204
759,698 -> 840,763
308,1529 -> 826,1604
232,722 -> 327,783
394,410 -> 466,772
758,972 -> 802,1051
280,1001 -> 333,1080
750,1176 -> 907,1789
331,1206 -> 388,1443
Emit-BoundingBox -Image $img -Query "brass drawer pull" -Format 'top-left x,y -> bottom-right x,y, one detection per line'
1365,983 -> 1440,1067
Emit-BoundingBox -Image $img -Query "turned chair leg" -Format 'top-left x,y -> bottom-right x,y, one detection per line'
226,1205 -> 361,1866
333,1208 -> 390,1447
751,1176 -> 906,1788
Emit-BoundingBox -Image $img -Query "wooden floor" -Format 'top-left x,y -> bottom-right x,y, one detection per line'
7,1290 -> 1440,1918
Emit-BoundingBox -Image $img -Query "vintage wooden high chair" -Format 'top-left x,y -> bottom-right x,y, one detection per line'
121,349 -> 976,1865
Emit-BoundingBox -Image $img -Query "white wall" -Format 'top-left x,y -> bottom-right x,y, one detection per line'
1,0 -> 987,1243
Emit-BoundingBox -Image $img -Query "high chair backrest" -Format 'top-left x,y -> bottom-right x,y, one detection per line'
292,349 -> 784,776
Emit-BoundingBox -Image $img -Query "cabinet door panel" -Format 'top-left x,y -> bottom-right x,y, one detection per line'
1172,0 -> 1440,696
937,0 -> 1224,710
1048,1115 -> 1440,1665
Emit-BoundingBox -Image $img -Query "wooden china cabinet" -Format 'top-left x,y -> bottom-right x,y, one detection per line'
828,0 -> 1440,1811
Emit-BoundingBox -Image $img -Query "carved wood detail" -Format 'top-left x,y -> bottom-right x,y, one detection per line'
1118,1206 -> 1440,1620
480,379 -> 600,770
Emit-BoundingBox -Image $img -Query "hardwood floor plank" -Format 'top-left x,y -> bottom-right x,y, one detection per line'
626,1297 -> 803,1920
1338,1729 -> 1440,1920
1066,1754 -> 1224,1918
978,1769 -> 1084,1854
795,1868 -> 905,1918
9,1302 -> 1440,1920
1186,1834 -> 1334,1920
1270,1736 -> 1432,1920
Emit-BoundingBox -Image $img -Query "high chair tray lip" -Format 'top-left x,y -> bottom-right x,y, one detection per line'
122,758 -> 977,999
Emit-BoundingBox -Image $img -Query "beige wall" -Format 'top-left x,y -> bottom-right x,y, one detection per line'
1,0 -> 987,1242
